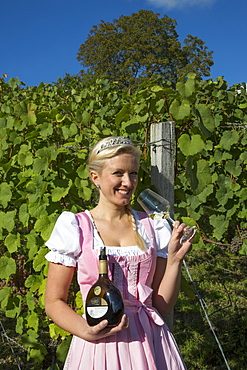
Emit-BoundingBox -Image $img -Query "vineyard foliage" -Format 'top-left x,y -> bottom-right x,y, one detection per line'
0,73 -> 246,366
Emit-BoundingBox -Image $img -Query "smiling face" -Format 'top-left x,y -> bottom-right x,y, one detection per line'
91,153 -> 139,207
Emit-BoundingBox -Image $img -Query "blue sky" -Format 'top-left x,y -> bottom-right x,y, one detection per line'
1,0 -> 246,87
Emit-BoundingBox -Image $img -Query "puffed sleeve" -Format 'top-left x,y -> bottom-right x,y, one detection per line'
153,218 -> 172,258
45,211 -> 81,267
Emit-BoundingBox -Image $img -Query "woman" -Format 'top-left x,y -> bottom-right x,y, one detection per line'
45,136 -> 191,369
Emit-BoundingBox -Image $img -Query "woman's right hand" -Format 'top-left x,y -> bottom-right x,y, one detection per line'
45,263 -> 129,341
82,314 -> 129,341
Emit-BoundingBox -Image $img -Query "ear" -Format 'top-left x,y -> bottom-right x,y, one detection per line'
90,171 -> 99,187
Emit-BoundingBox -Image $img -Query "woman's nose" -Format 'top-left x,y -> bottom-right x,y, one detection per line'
122,173 -> 131,186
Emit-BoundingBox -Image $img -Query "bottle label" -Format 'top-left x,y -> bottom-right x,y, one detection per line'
94,286 -> 101,295
86,297 -> 108,319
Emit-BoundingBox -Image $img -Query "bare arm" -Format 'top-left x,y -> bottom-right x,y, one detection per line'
152,221 -> 192,317
45,262 -> 128,341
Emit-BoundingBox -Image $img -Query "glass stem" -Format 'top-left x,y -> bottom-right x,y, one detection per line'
166,216 -> 175,226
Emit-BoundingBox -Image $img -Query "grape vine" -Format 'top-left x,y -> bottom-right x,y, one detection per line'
0,73 -> 246,366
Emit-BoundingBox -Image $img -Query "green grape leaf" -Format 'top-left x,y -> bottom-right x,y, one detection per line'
56,336 -> 72,362
176,73 -> 196,97
39,122 -> 53,137
0,286 -> 11,309
19,203 -> 29,227
4,232 -> 20,253
33,157 -> 49,174
209,214 -> 229,240
33,248 -> 49,272
169,99 -> 190,120
178,134 -> 204,156
24,274 -> 43,292
186,158 -> 212,195
219,130 -> 239,151
51,179 -> 72,202
196,104 -> 215,134
115,104 -> 130,126
225,159 -> 242,177
0,256 -> 16,279
6,295 -> 22,318
21,329 -> 39,348
26,291 -> 35,311
49,323 -> 70,340
77,165 -> 89,179
27,312 -> 39,332
16,316 -> 24,335
239,239 -> 247,255
0,182 -> 12,208
34,214 -> 58,241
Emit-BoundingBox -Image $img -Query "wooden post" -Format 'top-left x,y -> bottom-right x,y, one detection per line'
150,121 -> 175,215
150,121 -> 175,331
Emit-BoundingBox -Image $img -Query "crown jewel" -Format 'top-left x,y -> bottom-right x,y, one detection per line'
97,136 -> 134,154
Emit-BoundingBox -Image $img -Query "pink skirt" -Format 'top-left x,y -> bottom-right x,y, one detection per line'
64,304 -> 187,370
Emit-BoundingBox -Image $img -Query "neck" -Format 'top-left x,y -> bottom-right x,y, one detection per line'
91,203 -> 129,221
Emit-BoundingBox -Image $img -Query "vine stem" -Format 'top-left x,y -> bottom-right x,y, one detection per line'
202,237 -> 231,247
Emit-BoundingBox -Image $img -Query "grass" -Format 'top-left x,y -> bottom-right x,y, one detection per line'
175,247 -> 247,370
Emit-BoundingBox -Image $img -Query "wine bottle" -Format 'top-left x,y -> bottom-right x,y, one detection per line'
85,247 -> 124,327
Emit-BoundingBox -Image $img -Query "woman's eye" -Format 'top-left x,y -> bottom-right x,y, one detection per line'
112,171 -> 138,176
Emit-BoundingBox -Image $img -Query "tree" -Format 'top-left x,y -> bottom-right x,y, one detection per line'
77,10 -> 214,88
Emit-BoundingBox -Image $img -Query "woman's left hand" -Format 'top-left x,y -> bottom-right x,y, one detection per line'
168,221 -> 193,263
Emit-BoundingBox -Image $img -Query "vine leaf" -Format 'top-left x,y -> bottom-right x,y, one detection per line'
186,158 -> 212,195
178,134 -> 204,156
219,131 -> 239,150
34,214 -> 58,241
4,232 -> 20,253
0,182 -> 12,208
176,72 -> 196,97
0,256 -> 16,279
169,99 -> 190,120
209,214 -> 229,240
196,104 -> 215,134
0,286 -> 11,308
51,179 -> 72,202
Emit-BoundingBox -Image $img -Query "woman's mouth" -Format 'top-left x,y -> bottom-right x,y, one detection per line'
117,189 -> 130,195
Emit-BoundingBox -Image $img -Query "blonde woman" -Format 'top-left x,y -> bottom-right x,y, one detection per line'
45,136 -> 191,369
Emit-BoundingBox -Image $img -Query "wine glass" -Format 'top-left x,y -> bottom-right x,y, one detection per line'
137,188 -> 196,243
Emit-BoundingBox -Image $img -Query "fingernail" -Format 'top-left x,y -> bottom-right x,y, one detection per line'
124,318 -> 129,328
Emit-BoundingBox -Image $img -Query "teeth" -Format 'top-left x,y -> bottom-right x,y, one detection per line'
118,190 -> 129,194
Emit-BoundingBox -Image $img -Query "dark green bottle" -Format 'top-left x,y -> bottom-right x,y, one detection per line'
85,247 -> 124,327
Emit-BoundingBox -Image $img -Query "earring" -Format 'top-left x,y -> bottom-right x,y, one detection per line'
96,184 -> 101,189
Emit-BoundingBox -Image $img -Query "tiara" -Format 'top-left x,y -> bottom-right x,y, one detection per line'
97,137 -> 134,154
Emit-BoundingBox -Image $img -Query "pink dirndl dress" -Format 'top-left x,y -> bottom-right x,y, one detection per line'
63,212 -> 187,370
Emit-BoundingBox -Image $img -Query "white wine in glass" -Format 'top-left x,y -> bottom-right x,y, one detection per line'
137,189 -> 196,243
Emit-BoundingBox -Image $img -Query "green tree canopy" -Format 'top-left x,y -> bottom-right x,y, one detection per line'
77,10 -> 214,88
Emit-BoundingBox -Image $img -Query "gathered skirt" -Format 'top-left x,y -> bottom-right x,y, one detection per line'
63,304 -> 187,370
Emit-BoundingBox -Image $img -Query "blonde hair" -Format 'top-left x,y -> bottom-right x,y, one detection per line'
88,136 -> 146,251
126,205 -> 147,252
88,136 -> 140,174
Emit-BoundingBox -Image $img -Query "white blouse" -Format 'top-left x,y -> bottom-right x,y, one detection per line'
45,210 -> 171,267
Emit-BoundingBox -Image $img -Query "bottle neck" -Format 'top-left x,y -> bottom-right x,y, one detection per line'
99,258 -> 108,275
